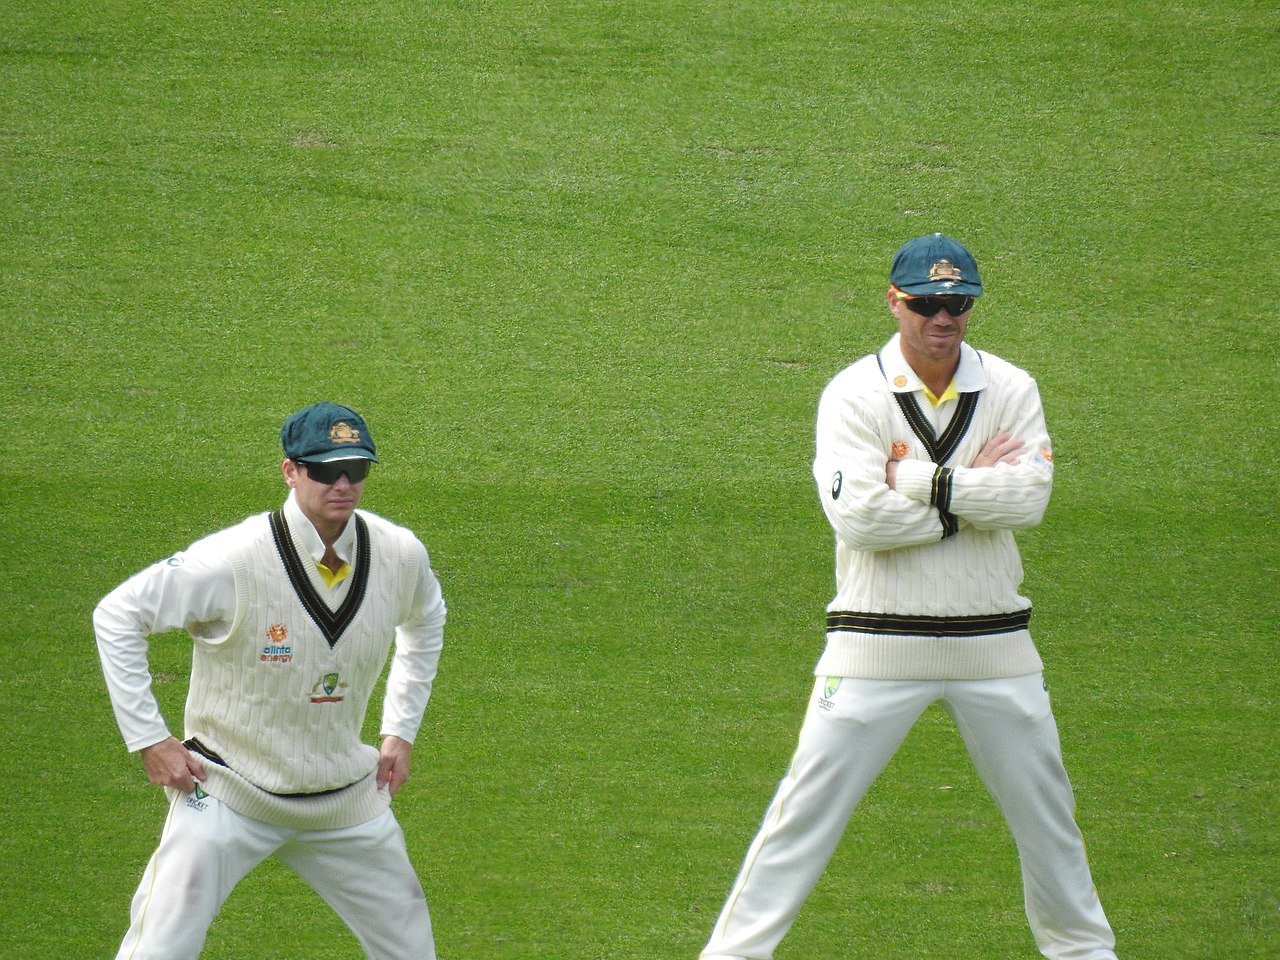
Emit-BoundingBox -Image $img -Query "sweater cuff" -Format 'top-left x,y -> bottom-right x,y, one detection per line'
894,461 -> 957,537
125,727 -> 173,754
892,459 -> 940,505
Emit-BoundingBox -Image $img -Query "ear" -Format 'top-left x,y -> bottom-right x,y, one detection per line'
887,287 -> 907,319
282,459 -> 299,488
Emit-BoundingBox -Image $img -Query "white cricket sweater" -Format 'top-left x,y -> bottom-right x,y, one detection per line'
811,334 -> 1055,680
95,494 -> 446,828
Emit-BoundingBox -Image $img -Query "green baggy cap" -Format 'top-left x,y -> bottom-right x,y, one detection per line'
890,233 -> 983,297
281,402 -> 378,462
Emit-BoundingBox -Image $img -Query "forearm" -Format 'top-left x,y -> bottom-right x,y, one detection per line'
893,376 -> 1054,528
93,596 -> 172,751
381,556 -> 446,742
815,385 -> 946,551
382,647 -> 440,743
820,472 -> 948,549
94,544 -> 236,751
892,458 -> 1051,529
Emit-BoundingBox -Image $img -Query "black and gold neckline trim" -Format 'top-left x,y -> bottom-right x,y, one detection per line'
268,510 -> 371,649
875,352 -> 983,540
890,390 -> 979,467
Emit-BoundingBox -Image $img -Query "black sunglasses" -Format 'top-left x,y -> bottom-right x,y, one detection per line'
297,459 -> 371,484
903,294 -> 975,317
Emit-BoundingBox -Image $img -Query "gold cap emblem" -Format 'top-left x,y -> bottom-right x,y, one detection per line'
329,421 -> 362,444
928,259 -> 963,282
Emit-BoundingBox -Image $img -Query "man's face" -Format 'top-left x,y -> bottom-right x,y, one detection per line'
283,458 -> 366,533
888,288 -> 972,367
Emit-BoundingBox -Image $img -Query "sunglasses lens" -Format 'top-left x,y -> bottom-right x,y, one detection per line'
907,295 -> 973,317
301,460 -> 370,484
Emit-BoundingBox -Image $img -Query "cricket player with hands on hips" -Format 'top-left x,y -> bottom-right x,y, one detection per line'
701,234 -> 1118,960
95,401 -> 446,959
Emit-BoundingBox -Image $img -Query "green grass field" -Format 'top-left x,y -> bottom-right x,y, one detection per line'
2,1 -> 1276,957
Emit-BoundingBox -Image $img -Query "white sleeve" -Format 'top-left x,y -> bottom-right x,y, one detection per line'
893,375 -> 1053,530
380,540 -> 446,744
814,376 -> 946,551
93,542 -> 237,752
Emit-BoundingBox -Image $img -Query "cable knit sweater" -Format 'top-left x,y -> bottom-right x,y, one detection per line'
811,334 -> 1055,680
94,495 -> 446,828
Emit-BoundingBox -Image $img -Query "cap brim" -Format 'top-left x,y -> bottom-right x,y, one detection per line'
306,450 -> 379,463
896,280 -> 983,297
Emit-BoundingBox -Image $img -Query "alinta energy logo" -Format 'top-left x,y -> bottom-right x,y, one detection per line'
261,623 -> 293,664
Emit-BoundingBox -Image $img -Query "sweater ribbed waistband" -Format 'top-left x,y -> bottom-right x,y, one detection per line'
825,608 -> 1031,637
181,737 -> 389,830
185,738 -> 360,798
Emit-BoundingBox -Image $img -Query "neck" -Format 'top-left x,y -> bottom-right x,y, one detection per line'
306,518 -> 346,574
319,546 -> 344,575
908,356 -> 959,399
298,508 -> 345,553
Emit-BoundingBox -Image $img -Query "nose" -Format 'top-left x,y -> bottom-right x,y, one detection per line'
332,472 -> 353,489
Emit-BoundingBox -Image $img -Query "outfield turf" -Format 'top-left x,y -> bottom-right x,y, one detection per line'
2,2 -> 1276,958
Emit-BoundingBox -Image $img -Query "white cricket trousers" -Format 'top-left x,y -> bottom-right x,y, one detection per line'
114,791 -> 435,960
702,673 -> 1117,960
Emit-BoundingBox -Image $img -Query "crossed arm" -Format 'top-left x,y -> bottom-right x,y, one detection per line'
816,373 -> 1052,550
886,431 -> 1025,489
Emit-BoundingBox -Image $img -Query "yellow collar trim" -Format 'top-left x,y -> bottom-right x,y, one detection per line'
316,561 -> 352,589
922,380 -> 959,408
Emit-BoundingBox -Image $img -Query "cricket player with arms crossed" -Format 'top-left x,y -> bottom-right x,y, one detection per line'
701,235 -> 1118,959
95,402 -> 445,959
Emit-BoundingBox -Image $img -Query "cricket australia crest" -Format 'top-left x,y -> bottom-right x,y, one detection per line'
818,677 -> 841,712
928,259 -> 963,282
309,671 -> 348,703
329,421 -> 362,444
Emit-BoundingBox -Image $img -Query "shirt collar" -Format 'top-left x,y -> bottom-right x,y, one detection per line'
282,490 -> 358,566
880,332 -> 986,395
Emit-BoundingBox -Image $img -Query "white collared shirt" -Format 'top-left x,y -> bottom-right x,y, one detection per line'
281,491 -> 358,598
